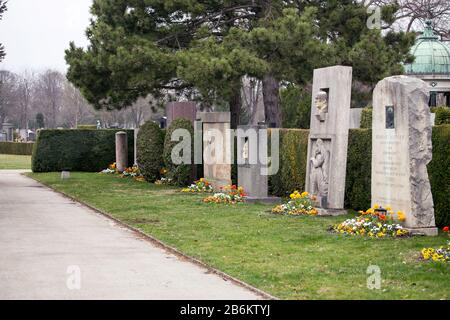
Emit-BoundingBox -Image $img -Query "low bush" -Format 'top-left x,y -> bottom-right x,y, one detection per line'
345,129 -> 371,211
429,125 -> 450,227
432,107 -> 450,125
163,118 -> 194,187
32,129 -> 134,172
270,129 -> 309,197
360,107 -> 373,129
0,142 -> 34,155
136,121 -> 165,182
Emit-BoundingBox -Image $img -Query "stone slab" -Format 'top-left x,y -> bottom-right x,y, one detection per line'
372,75 -> 437,235
305,65 -> 353,210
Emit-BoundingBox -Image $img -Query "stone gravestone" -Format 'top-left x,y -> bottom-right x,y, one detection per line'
237,124 -> 280,204
115,131 -> 128,173
167,102 -> 197,127
195,112 -> 232,191
305,66 -> 352,215
372,76 -> 438,236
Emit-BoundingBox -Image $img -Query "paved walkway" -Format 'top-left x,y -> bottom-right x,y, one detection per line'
0,170 -> 260,300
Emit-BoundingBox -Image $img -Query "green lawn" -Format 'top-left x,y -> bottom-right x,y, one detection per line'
28,172 -> 449,300
0,154 -> 31,169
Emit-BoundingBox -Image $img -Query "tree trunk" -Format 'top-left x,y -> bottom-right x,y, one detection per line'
262,73 -> 282,128
229,83 -> 241,130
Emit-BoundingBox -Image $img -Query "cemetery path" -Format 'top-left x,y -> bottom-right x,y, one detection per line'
0,170 -> 261,300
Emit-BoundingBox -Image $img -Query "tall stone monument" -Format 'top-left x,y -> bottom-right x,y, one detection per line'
237,124 -> 280,204
167,102 -> 197,127
195,112 -> 232,191
305,66 -> 352,214
372,76 -> 438,236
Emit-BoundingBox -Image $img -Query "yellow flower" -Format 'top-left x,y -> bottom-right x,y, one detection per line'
374,204 -> 380,209
386,206 -> 392,211
397,211 -> 406,222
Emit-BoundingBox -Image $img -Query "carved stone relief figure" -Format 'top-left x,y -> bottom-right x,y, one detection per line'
314,90 -> 328,122
310,139 -> 329,197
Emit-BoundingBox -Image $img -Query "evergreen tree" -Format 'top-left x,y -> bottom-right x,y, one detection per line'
0,1 -> 7,62
66,0 -> 415,128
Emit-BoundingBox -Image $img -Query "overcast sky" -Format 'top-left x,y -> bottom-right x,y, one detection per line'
0,0 -> 92,73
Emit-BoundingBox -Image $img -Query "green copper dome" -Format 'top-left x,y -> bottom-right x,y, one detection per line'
404,21 -> 450,75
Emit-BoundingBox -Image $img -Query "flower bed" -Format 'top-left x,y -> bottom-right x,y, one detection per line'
182,178 -> 213,193
101,163 -> 145,182
203,185 -> 246,204
100,162 -> 117,174
331,205 -> 409,238
155,168 -> 172,185
272,191 -> 318,216
421,227 -> 450,263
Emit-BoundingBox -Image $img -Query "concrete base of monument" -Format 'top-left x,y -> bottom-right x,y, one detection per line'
316,208 -> 348,217
244,197 -> 281,205
406,227 -> 439,237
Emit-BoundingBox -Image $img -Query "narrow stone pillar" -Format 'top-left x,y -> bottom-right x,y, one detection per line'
115,131 -> 128,173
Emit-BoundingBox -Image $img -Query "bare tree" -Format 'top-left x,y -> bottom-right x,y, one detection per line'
61,81 -> 94,128
34,70 -> 64,128
15,71 -> 34,130
241,77 -> 264,125
365,0 -> 450,40
0,70 -> 18,126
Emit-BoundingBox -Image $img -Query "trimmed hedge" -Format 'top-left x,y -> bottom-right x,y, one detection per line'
32,129 -> 134,172
137,121 -> 166,182
345,129 -> 372,211
0,142 -> 34,155
360,107 -> 373,129
432,107 -> 450,125
429,125 -> 450,227
270,129 -> 309,197
163,118 -> 194,187
269,127 -> 449,227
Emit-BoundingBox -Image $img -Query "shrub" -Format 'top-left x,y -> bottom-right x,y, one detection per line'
433,107 -> 450,125
360,107 -> 373,129
429,125 -> 450,227
345,129 -> 372,211
32,129 -> 134,172
270,129 -> 309,197
0,142 -> 34,155
163,118 -> 194,187
136,121 -> 165,182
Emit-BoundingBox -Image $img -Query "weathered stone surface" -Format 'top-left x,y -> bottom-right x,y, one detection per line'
305,65 -> 352,211
166,102 -> 197,127
196,112 -> 232,191
237,124 -> 280,203
115,131 -> 128,173
372,76 -> 437,236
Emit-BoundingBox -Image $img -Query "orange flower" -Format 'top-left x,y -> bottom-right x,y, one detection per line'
443,226 -> 449,233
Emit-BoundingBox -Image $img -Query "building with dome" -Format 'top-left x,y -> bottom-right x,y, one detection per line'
404,21 -> 450,107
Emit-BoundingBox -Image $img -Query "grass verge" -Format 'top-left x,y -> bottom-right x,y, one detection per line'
0,154 -> 31,169
27,172 -> 449,300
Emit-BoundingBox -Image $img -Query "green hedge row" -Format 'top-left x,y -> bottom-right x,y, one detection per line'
428,125 -> 450,227
32,129 -> 134,172
432,107 -> 450,125
269,126 -> 449,227
0,142 -> 34,155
